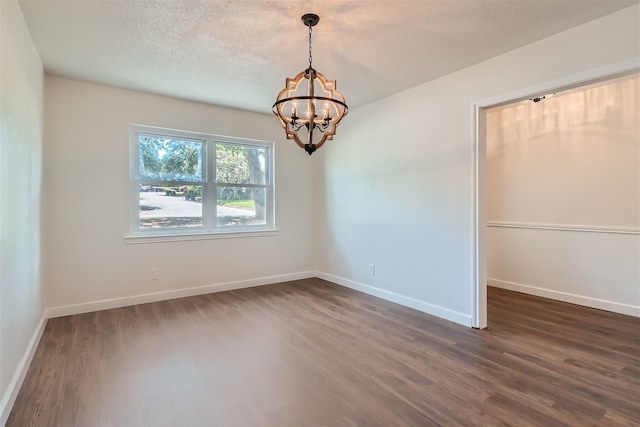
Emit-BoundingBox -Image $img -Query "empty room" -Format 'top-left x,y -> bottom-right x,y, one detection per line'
1,1 -> 639,426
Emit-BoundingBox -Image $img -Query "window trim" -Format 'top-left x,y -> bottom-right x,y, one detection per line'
126,125 -> 276,242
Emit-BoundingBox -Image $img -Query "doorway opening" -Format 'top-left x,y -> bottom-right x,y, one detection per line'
472,59 -> 639,329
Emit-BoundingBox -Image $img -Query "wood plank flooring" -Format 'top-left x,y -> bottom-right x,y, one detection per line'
7,278 -> 640,426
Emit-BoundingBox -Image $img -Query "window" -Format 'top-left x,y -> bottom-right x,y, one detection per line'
128,125 -> 274,240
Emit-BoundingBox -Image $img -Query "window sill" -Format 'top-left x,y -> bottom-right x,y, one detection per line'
123,229 -> 280,244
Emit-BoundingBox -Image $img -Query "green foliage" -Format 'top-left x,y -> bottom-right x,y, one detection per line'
140,138 -> 162,174
186,186 -> 202,201
139,136 -> 202,181
164,144 -> 199,176
216,144 -> 250,184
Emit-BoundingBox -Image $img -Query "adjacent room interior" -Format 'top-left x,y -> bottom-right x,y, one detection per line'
1,1 -> 639,425
485,73 -> 640,317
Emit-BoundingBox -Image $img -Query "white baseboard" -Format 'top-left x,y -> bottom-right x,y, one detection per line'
46,271 -> 315,318
487,278 -> 640,317
316,272 -> 472,327
0,312 -> 48,426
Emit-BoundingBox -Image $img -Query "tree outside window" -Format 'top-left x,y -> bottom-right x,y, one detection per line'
130,126 -> 274,235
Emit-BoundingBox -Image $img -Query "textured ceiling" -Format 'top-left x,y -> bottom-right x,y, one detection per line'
18,0 -> 638,114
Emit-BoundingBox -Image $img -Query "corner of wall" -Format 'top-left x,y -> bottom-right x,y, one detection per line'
0,0 -> 46,424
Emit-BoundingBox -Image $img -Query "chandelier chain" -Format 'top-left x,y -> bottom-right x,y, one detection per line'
308,24 -> 313,68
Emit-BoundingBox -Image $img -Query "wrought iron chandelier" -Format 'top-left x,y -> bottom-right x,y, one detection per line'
273,13 -> 348,155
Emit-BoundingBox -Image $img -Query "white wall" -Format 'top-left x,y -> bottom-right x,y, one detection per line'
486,75 -> 639,227
316,5 -> 640,326
43,76 -> 317,311
486,74 -> 639,315
0,1 -> 45,423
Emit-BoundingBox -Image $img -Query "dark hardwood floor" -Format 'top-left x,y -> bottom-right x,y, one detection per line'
7,278 -> 640,426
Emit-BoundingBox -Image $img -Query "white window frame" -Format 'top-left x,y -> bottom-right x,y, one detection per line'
125,125 -> 276,244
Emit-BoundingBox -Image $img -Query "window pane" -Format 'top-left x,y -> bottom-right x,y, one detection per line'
139,183 -> 203,228
139,136 -> 204,181
217,187 -> 267,226
216,144 -> 267,184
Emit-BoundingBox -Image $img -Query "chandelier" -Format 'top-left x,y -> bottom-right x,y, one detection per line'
273,13 -> 348,155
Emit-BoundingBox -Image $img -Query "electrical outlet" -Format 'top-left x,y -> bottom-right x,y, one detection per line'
329,254 -> 335,265
369,264 -> 375,276
149,268 -> 159,280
